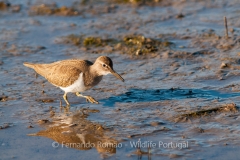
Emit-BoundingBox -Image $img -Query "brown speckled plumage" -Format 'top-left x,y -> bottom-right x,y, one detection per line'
23,56 -> 124,105
24,59 -> 93,87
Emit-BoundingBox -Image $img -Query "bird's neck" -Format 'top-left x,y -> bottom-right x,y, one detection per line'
89,64 -> 102,76
83,65 -> 103,87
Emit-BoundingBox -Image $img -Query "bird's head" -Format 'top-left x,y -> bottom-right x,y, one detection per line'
94,56 -> 124,82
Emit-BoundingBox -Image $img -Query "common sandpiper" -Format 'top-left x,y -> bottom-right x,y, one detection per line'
23,56 -> 124,105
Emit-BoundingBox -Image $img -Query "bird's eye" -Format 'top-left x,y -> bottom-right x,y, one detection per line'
102,64 -> 106,67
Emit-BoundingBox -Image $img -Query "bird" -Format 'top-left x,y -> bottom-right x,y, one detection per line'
23,56 -> 124,105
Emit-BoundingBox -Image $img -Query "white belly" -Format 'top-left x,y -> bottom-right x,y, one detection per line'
60,72 -> 87,93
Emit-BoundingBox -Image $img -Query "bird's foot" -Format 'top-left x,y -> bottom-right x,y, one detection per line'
85,96 -> 99,104
76,92 -> 99,104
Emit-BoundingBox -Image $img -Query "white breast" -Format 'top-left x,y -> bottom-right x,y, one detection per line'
60,72 -> 87,93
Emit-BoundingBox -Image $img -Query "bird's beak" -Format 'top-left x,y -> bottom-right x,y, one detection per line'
109,68 -> 124,82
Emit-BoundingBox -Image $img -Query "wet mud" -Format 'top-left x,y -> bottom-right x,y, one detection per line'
1,0 -> 240,159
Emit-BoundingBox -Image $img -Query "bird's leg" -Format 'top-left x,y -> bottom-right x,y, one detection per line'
75,92 -> 99,104
34,71 -> 38,79
63,92 -> 70,106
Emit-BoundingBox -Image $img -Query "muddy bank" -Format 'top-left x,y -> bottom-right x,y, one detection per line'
1,0 -> 240,159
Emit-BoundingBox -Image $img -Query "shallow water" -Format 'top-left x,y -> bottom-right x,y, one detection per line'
1,0 -> 240,159
102,88 -> 240,106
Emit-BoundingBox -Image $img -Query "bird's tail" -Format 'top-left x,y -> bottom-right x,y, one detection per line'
23,62 -> 35,69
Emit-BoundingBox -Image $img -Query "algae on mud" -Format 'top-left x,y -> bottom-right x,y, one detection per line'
112,0 -> 162,5
57,34 -> 174,55
0,95 -> 8,102
176,103 -> 238,122
83,37 -> 105,47
0,1 -> 10,10
29,4 -> 80,16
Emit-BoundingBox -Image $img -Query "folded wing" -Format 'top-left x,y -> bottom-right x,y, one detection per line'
27,63 -> 81,87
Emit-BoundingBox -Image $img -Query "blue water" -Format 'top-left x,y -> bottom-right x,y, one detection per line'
101,88 -> 240,106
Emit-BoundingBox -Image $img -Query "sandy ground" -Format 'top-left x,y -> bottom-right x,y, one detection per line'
1,0 -> 240,159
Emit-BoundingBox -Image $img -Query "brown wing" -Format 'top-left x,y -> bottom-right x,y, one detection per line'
24,59 -> 93,87
44,64 -> 81,87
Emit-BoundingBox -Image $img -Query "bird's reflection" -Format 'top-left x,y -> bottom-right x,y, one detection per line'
29,109 -> 118,157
